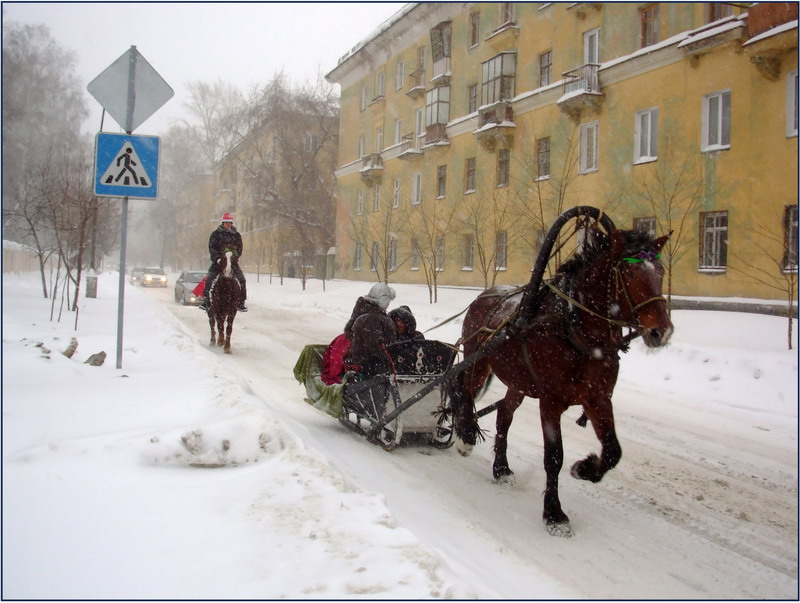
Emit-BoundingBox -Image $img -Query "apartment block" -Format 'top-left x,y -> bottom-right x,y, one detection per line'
325,2 -> 798,302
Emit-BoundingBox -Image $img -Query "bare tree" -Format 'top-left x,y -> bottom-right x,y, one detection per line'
183,79 -> 246,168
349,198 -> 410,285
2,21 -> 91,298
618,135 -> 706,304
728,206 -> 797,349
404,199 -> 458,303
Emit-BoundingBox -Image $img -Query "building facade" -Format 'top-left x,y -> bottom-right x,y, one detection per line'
326,2 -> 798,302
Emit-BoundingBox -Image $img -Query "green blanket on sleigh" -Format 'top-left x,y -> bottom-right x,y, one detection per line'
293,344 -> 344,419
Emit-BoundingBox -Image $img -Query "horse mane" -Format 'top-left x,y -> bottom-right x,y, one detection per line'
555,228 -> 658,276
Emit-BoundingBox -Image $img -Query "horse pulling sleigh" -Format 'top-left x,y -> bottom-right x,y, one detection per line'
295,206 -> 673,536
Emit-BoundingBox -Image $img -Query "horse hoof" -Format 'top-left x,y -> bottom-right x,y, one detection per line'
545,521 -> 574,538
571,454 -> 602,482
455,437 -> 473,457
224,348 -> 231,354
494,470 -> 516,485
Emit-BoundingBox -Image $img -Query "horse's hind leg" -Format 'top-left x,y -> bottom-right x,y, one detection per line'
540,400 -> 573,537
493,388 -> 525,482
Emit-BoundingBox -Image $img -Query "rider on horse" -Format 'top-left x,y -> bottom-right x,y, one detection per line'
198,212 -> 248,312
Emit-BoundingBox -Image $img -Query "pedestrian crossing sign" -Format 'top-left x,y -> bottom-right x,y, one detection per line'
94,133 -> 160,198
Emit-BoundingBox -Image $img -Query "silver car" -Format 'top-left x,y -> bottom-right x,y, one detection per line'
141,267 -> 168,288
174,270 -> 206,304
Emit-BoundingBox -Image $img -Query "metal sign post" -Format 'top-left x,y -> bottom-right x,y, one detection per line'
88,46 -> 173,369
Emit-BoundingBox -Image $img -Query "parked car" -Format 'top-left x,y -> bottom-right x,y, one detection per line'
129,266 -> 145,285
141,267 -> 168,288
174,270 -> 206,305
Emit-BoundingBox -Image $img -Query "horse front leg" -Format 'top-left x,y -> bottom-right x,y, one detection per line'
570,397 -> 621,483
223,315 -> 235,354
208,312 -> 217,346
540,402 -> 573,537
216,315 -> 225,347
493,388 -> 525,483
448,364 -> 486,457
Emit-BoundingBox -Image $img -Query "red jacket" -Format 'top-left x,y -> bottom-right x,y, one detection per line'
321,333 -> 351,385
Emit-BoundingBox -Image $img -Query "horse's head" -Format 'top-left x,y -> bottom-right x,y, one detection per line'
609,229 -> 673,348
219,249 -> 237,278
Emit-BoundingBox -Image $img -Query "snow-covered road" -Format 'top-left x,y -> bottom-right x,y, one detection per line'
149,279 -> 797,600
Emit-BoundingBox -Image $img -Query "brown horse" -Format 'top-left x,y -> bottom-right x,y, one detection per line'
446,208 -> 673,537
207,250 -> 241,354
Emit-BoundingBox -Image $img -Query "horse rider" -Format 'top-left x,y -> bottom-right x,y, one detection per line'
198,212 -> 248,312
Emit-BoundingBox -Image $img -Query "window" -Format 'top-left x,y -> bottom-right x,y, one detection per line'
375,71 -> 385,99
357,190 -> 364,215
437,165 -> 447,198
539,50 -> 552,87
634,107 -> 658,163
358,136 -> 365,158
389,239 -> 398,272
468,83 -> 478,113
497,148 -> 510,187
787,70 -> 798,138
500,2 -> 515,26
482,52 -> 516,105
640,4 -> 659,48
375,127 -> 383,153
354,243 -> 362,270
394,119 -> 403,145
495,231 -> 508,270
412,172 -> 422,204
536,137 -> 550,179
465,157 -> 477,193
417,46 -> 426,72
426,86 -> 450,126
435,236 -> 445,270
370,242 -> 379,271
584,28 -> 600,64
411,238 -> 420,270
469,12 -> 481,47
580,121 -> 599,173
633,216 -> 657,238
395,60 -> 404,90
462,234 -> 474,269
702,90 -> 731,151
393,178 -> 401,208
707,2 -> 732,23
373,184 -> 381,212
360,85 -> 367,111
784,205 -> 798,272
699,211 -> 728,270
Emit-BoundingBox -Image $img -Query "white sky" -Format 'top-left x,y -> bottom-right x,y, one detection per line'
2,2 -> 406,135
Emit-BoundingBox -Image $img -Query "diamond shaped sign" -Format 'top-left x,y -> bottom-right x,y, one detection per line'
88,46 -> 173,133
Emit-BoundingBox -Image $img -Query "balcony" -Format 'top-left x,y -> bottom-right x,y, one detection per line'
406,69 -> 426,99
431,57 -> 451,85
475,101 -> 515,152
424,123 -> 449,146
359,153 -> 383,187
557,63 -> 604,120
398,133 -> 423,160
743,3 -> 798,81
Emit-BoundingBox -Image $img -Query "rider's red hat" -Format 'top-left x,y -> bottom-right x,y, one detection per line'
221,212 -> 234,223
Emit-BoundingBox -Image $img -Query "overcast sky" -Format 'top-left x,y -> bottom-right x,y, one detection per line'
3,2 -> 406,135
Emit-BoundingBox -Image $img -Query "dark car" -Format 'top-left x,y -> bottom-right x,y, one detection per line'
141,267 -> 168,288
174,270 -> 206,305
129,266 -> 145,285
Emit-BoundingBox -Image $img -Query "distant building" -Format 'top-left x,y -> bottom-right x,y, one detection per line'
326,2 -> 798,303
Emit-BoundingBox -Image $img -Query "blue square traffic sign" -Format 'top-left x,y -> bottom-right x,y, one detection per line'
94,133 -> 160,199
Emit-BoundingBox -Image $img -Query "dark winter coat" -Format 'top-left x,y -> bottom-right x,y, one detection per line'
345,297 -> 396,367
388,305 -> 425,342
209,225 -> 243,263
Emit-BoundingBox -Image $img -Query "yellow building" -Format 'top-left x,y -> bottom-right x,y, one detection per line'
326,2 -> 798,303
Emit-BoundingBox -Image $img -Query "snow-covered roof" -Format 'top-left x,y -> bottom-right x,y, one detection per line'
332,3 -> 416,69
743,19 -> 799,46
